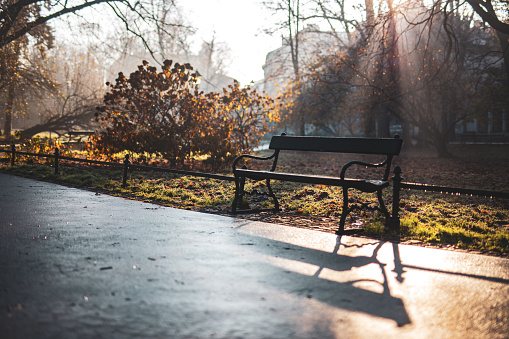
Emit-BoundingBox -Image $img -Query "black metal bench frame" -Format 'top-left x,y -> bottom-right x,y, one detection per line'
67,130 -> 95,140
232,134 -> 403,233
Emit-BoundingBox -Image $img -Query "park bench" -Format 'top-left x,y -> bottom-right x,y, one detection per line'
63,130 -> 95,149
231,134 -> 403,232
67,130 -> 95,141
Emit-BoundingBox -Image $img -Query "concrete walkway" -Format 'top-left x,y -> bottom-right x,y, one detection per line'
0,173 -> 508,338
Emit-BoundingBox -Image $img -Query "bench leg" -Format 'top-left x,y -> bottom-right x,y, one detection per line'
266,179 -> 279,211
232,175 -> 245,213
232,177 -> 239,213
339,187 -> 349,233
377,190 -> 390,218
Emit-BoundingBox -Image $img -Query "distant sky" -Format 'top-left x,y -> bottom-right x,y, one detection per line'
181,0 -> 283,85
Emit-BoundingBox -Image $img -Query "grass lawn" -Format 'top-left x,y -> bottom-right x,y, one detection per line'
1,147 -> 508,256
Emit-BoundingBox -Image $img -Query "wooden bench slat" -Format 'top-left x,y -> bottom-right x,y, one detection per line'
68,131 -> 95,136
269,135 -> 403,155
236,169 -> 389,192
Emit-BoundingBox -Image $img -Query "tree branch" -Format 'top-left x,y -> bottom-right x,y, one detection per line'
464,0 -> 509,35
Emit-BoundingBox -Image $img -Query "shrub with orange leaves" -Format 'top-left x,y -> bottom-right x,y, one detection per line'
200,82 -> 280,165
90,60 -> 279,168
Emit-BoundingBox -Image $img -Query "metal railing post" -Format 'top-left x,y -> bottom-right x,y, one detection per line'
54,147 -> 59,175
10,142 -> 15,166
122,154 -> 130,188
389,166 -> 402,232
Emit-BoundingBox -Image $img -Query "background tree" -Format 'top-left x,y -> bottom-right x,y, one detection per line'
1,0 -> 237,140
264,0 -> 308,134
264,0 -> 381,136
270,0 -> 508,156
400,1 -> 509,88
18,45 -> 106,139
462,0 -> 509,87
90,5 -> 233,95
0,0 -> 185,49
398,9 -> 508,156
306,0 -> 376,43
290,49 -> 365,136
0,4 -> 57,138
359,1 -> 506,154
464,0 -> 509,34
93,0 -> 194,79
190,36 -> 233,93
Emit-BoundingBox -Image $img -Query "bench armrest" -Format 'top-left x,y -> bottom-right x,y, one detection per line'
232,150 -> 279,172
339,159 -> 389,180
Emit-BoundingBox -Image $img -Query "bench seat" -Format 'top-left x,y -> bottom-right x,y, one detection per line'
235,169 -> 390,193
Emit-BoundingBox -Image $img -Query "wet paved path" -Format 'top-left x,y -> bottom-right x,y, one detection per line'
0,173 -> 508,338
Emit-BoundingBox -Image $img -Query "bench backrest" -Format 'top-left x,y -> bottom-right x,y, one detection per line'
269,135 -> 403,156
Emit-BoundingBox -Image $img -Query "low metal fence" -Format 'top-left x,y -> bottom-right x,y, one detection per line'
1,145 -> 234,188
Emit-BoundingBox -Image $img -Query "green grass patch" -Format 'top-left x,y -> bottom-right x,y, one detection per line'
397,193 -> 509,254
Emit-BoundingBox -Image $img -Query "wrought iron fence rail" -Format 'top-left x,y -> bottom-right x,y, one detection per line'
13,151 -> 54,159
399,182 -> 509,199
1,147 -> 234,183
58,155 -> 124,167
128,163 -> 234,181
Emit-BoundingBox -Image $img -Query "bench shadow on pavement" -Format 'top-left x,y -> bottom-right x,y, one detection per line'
239,230 -> 509,328
241,233 -> 412,327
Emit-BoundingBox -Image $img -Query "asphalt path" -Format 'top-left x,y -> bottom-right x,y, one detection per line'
0,173 -> 508,338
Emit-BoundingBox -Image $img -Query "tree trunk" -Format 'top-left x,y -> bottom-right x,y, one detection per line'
377,110 -> 390,137
365,0 -> 374,27
495,30 -> 509,88
434,137 -> 452,158
18,124 -> 57,140
18,109 -> 97,140
364,110 -> 376,137
299,117 -> 305,136
3,81 -> 15,138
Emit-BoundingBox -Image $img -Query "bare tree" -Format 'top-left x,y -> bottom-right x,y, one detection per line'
305,0 -> 375,44
17,45 -> 106,139
464,0 -> 509,35
419,0 -> 509,87
0,16 -> 58,137
264,0 -> 305,78
182,36 -> 233,93
0,0 -> 188,50
276,0 -> 507,156
362,2 -> 506,155
264,0 -> 311,134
